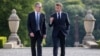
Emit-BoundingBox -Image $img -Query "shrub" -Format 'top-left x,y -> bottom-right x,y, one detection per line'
0,36 -> 7,48
96,40 -> 100,48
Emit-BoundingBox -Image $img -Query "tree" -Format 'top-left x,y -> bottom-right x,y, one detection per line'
0,0 -> 42,46
43,0 -> 100,47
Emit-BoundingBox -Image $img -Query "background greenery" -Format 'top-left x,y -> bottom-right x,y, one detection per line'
0,0 -> 100,47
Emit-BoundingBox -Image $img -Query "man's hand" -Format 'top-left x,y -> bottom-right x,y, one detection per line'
50,17 -> 54,24
43,34 -> 46,38
30,32 -> 35,37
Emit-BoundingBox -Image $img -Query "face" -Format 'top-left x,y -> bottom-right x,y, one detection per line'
35,4 -> 42,12
55,6 -> 62,12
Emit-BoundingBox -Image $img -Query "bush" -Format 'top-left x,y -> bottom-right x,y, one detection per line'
96,40 -> 100,48
0,36 -> 7,48
0,0 -> 42,47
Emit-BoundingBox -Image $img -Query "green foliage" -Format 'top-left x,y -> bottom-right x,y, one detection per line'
43,0 -> 100,47
0,36 -> 7,48
65,0 -> 83,5
0,0 -> 42,47
96,40 -> 100,48
0,0 -> 100,47
42,38 -> 46,46
65,5 -> 85,15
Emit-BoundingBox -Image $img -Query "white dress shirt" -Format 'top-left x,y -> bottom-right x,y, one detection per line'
35,11 -> 40,30
57,11 -> 62,19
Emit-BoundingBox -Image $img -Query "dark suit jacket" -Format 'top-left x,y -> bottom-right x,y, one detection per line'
49,12 -> 70,37
27,12 -> 46,36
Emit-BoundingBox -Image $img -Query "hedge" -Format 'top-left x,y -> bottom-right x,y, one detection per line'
0,36 -> 7,48
96,40 -> 100,48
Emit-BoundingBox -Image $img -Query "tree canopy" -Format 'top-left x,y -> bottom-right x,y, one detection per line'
0,0 -> 100,47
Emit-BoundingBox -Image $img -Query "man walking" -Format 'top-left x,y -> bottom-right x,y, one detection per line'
49,3 -> 70,56
27,2 -> 46,56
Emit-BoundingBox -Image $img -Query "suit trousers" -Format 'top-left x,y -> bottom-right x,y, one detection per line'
30,31 -> 43,56
53,31 -> 66,56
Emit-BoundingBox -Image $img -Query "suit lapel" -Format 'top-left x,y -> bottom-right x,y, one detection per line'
39,13 -> 42,27
40,13 -> 42,22
60,13 -> 64,20
55,13 -> 58,20
61,13 -> 63,19
32,12 -> 36,26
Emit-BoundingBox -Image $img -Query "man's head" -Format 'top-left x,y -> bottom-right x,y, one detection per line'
55,3 -> 63,12
34,2 -> 42,12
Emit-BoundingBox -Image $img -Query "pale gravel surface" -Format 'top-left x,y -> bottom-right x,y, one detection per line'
0,47 -> 100,56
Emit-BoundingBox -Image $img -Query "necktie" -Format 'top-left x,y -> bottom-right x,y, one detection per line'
58,13 -> 60,19
37,12 -> 40,30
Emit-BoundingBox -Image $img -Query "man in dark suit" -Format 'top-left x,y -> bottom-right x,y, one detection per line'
27,2 -> 46,56
49,3 -> 70,56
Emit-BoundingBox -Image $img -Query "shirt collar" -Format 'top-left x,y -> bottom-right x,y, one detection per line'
57,11 -> 62,18
57,11 -> 62,14
35,11 -> 41,14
